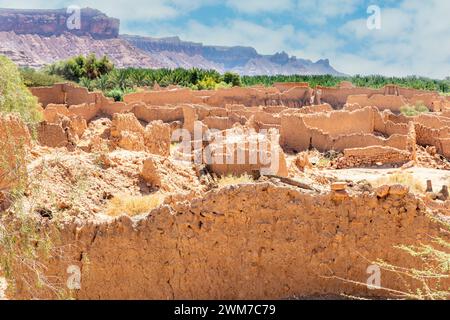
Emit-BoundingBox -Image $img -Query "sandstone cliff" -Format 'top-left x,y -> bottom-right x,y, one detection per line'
123,35 -> 343,76
0,8 -> 119,39
0,7 -> 343,75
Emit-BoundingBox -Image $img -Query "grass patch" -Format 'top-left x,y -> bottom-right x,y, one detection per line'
216,174 -> 254,187
400,102 -> 429,117
372,171 -> 424,193
105,194 -> 163,217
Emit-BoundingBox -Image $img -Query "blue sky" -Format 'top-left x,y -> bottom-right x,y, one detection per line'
1,0 -> 449,78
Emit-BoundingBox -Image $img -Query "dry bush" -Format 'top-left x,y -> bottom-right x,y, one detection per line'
216,174 -> 254,187
372,171 -> 424,193
106,194 -> 162,217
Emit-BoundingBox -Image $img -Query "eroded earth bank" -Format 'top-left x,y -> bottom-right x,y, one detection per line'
1,81 -> 450,299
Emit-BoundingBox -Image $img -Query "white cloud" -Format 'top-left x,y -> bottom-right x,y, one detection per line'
0,0 -> 215,20
0,0 -> 448,78
226,0 -> 294,14
335,0 -> 450,78
296,0 -> 363,25
147,19 -> 296,54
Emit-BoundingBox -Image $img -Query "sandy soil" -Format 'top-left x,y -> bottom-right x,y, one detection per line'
323,166 -> 450,191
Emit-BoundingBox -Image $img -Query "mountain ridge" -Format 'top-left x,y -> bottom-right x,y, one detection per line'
0,7 -> 344,75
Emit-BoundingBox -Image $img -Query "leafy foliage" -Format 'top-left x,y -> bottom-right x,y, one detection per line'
0,56 -> 42,124
37,55 -> 450,98
400,102 -> 430,117
45,54 -> 113,82
19,68 -> 65,87
241,74 -> 450,93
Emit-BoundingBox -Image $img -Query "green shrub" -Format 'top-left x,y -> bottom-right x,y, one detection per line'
45,54 -> 114,82
222,72 -> 241,87
0,56 -> 42,124
400,104 -> 429,116
197,76 -> 218,90
19,68 -> 65,87
105,87 -> 135,102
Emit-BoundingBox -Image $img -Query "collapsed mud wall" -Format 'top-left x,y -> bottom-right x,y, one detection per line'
28,83 -> 450,159
31,83 -> 129,121
124,89 -> 203,105
8,183 -> 448,300
0,113 -> 31,191
279,107 -> 409,152
347,94 -> 409,112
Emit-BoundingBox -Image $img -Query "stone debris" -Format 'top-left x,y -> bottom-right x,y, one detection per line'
1,81 -> 450,300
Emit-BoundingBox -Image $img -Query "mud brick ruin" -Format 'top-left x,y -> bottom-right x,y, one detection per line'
1,81 -> 450,299
30,81 -> 450,169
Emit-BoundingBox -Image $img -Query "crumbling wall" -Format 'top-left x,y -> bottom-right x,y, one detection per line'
132,103 -> 184,123
336,146 -> 412,168
124,89 -> 203,105
318,86 -> 380,109
273,82 -> 309,92
144,121 -> 171,157
347,94 -> 408,112
37,122 -> 69,148
30,84 -> 66,107
280,108 -> 410,153
43,104 -> 71,123
302,108 -> 374,136
68,103 -> 101,122
110,113 -> 171,156
0,113 -> 31,190
9,183 -> 449,299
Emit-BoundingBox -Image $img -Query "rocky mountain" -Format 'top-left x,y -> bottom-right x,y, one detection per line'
0,7 -> 343,75
0,8 -> 119,39
123,35 -> 343,75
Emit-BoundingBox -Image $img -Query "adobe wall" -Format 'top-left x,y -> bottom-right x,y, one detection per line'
9,183 -> 449,299
0,113 -> 31,191
347,94 -> 408,112
273,82 -> 309,92
30,84 -> 66,107
43,104 -> 71,123
124,89 -> 203,105
336,146 -> 412,168
318,87 -> 380,109
205,87 -> 273,108
31,83 -> 138,124
131,104 -> 184,123
280,108 -> 410,152
302,108 -> 374,136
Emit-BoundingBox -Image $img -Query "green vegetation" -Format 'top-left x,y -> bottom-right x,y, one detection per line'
372,171 -> 424,193
242,74 -> 450,93
19,68 -> 66,87
374,218 -> 450,300
106,194 -> 163,217
20,55 -> 450,102
400,102 -> 430,117
44,54 -> 113,82
0,56 -> 42,124
216,174 -> 255,187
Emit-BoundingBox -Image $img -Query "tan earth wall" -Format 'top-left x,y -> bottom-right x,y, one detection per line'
347,94 -> 409,112
30,84 -> 66,107
124,89 -> 203,105
8,183 -> 449,300
318,86 -> 381,109
0,113 -> 31,190
302,108 -> 374,136
337,146 -> 412,168
131,104 -> 184,123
